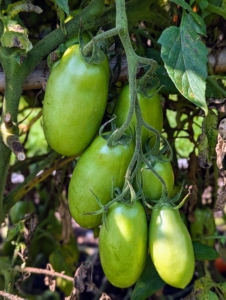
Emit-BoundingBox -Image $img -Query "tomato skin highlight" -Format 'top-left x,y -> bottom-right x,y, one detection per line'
113,85 -> 163,147
99,201 -> 148,288
43,44 -> 109,156
149,206 -> 195,289
141,160 -> 174,201
68,135 -> 135,228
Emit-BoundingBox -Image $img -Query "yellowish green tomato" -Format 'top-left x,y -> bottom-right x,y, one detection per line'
99,201 -> 148,288
68,135 -> 135,228
113,85 -> 163,148
149,205 -> 195,289
141,160 -> 174,201
42,44 -> 109,156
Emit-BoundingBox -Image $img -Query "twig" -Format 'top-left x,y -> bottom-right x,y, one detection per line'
4,153 -> 76,212
15,266 -> 74,282
0,290 -> 26,300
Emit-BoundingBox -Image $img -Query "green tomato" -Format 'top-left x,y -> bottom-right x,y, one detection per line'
149,205 -> 195,289
113,85 -> 163,147
9,200 -> 35,224
99,201 -> 148,288
68,135 -> 135,228
43,44 -> 109,156
141,160 -> 174,201
190,207 -> 216,247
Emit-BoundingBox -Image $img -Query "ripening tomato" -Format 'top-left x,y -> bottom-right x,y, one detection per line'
42,44 -> 109,156
68,135 -> 135,228
149,205 -> 195,288
190,207 -> 216,247
141,160 -> 174,201
99,201 -> 148,288
113,85 -> 163,147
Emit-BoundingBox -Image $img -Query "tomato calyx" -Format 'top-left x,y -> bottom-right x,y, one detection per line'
99,118 -> 133,147
79,29 -> 106,64
145,181 -> 190,211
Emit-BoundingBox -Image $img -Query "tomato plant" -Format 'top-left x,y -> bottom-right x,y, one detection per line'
68,134 -> 135,228
113,85 -> 163,147
190,207 -> 216,247
99,200 -> 148,288
42,44 -> 109,156
149,205 -> 195,289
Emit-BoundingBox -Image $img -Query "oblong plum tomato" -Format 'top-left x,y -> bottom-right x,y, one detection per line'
68,135 -> 135,228
141,160 -> 174,201
99,201 -> 148,288
149,205 -> 195,288
42,44 -> 109,156
113,85 -> 163,147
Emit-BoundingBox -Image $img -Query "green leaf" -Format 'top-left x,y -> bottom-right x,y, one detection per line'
208,291 -> 219,300
217,282 -> 226,296
131,256 -> 165,300
53,0 -> 69,15
193,242 -> 219,261
6,222 -> 25,241
158,13 -> 208,114
170,0 -> 206,34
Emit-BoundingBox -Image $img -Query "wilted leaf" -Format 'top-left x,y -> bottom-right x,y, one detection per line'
193,242 -> 219,261
1,30 -> 32,52
131,256 -> 165,300
198,109 -> 218,168
214,185 -> 226,212
158,13 -> 208,114
44,264 -> 56,292
74,262 -> 93,293
6,0 -> 42,18
99,293 -> 111,300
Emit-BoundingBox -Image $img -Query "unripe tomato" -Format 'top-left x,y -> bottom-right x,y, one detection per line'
113,85 -> 163,147
43,44 -> 109,156
68,135 -> 135,228
141,160 -> 174,201
99,201 -> 148,288
190,207 -> 216,247
149,205 -> 195,288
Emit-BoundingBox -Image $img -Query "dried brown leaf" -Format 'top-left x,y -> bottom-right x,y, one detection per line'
219,118 -> 226,141
22,213 -> 38,246
64,288 -> 79,300
214,185 -> 226,211
74,262 -> 93,293
215,134 -> 226,173
99,293 -> 111,300
44,264 -> 56,292
181,291 -> 196,300
58,196 -> 72,244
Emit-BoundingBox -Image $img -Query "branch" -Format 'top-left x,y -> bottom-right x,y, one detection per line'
0,56 -> 142,92
1,113 -> 25,161
15,266 -> 74,282
4,153 -> 76,212
0,291 -> 24,300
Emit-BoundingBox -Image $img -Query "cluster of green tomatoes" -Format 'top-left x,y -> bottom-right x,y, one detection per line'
42,43 -> 196,290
